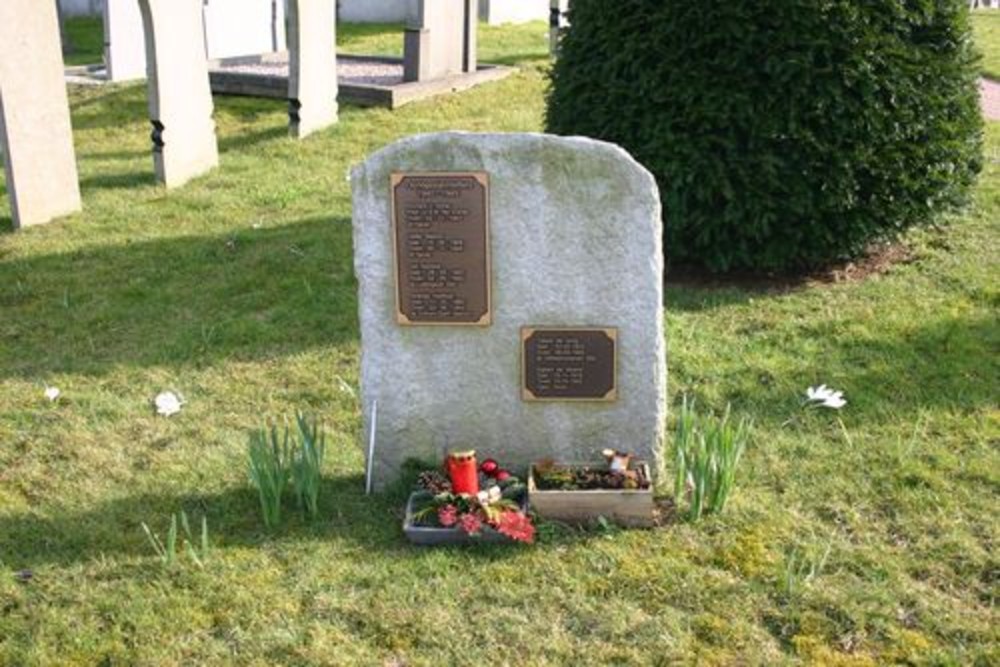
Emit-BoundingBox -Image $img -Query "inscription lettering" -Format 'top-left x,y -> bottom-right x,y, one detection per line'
392,173 -> 490,325
522,328 -> 617,401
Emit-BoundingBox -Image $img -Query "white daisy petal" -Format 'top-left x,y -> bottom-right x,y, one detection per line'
154,391 -> 184,417
823,396 -> 847,409
806,385 -> 847,409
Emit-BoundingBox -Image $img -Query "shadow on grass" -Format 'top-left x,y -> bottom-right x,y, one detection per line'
79,170 -> 156,191
69,85 -> 148,131
0,471 -> 545,569
217,123 -> 290,153
665,284 -> 764,312
0,216 -> 358,378
483,54 -> 549,67
816,313 -> 999,414
0,474 -> 388,569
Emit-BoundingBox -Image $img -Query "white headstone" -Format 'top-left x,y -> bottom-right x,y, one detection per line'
352,132 -> 666,488
203,0 -> 286,60
287,0 -> 338,139
404,0 -> 477,82
0,0 -> 82,228
137,0 -> 219,188
479,0 -> 549,25
104,0 -> 147,82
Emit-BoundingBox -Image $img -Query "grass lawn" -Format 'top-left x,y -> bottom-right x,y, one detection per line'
974,10 -> 1000,80
1,20 -> 997,666
62,17 -> 104,67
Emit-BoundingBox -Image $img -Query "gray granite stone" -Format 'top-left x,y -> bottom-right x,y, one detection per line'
352,132 -> 666,488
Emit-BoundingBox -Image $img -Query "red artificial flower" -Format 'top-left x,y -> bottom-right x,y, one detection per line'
458,513 -> 483,535
495,469 -> 512,482
480,458 -> 500,476
497,511 -> 535,544
437,504 -> 458,527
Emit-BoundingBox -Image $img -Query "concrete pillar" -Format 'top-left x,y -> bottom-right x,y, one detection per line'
136,0 -> 219,188
287,0 -> 338,139
0,0 -> 82,228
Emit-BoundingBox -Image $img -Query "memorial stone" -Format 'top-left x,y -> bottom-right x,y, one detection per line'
203,0 -> 286,60
287,0 -> 338,139
0,0 -> 82,228
352,132 -> 666,488
104,0 -> 147,82
137,0 -> 219,188
404,0 -> 477,82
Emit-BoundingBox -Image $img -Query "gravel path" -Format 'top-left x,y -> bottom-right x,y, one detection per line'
219,57 -> 404,86
982,78 -> 1000,121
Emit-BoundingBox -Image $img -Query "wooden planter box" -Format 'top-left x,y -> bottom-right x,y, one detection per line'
402,492 -> 526,546
528,462 -> 654,528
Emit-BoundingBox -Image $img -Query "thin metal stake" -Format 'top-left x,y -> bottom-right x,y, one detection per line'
365,400 -> 378,495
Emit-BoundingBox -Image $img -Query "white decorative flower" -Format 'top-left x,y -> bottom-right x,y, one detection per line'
477,490 -> 490,505
44,386 -> 61,402
806,385 -> 846,409
488,486 -> 502,503
154,391 -> 184,417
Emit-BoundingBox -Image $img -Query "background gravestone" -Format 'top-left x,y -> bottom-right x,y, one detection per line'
404,0 -> 477,82
352,132 -> 666,488
203,0 -> 287,60
137,0 -> 219,188
479,0 -> 549,25
0,0 -> 82,229
287,0 -> 338,139
104,0 -> 147,82
105,0 -> 285,82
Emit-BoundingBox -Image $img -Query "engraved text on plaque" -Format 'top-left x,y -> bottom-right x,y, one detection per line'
522,327 -> 618,401
391,172 -> 491,325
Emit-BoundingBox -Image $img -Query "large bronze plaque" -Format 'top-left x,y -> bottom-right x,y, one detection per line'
391,172 -> 491,325
522,327 -> 618,401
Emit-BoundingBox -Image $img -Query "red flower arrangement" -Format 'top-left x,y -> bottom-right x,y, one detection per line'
496,510 -> 535,543
412,458 -> 535,544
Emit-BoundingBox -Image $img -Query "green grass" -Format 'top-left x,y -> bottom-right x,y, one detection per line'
974,10 -> 1000,80
63,17 -> 104,67
2,20 -> 998,666
59,18 -> 550,67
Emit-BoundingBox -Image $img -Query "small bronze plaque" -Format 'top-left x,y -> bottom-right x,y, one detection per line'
522,327 -> 618,401
391,172 -> 491,326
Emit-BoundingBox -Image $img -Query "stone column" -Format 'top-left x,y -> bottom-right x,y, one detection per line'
0,0 -> 82,229
136,0 -> 219,188
287,0 -> 338,140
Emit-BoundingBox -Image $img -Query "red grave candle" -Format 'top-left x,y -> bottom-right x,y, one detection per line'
446,450 -> 480,495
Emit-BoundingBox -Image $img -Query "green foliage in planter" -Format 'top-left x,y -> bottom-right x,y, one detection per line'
546,0 -> 983,272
